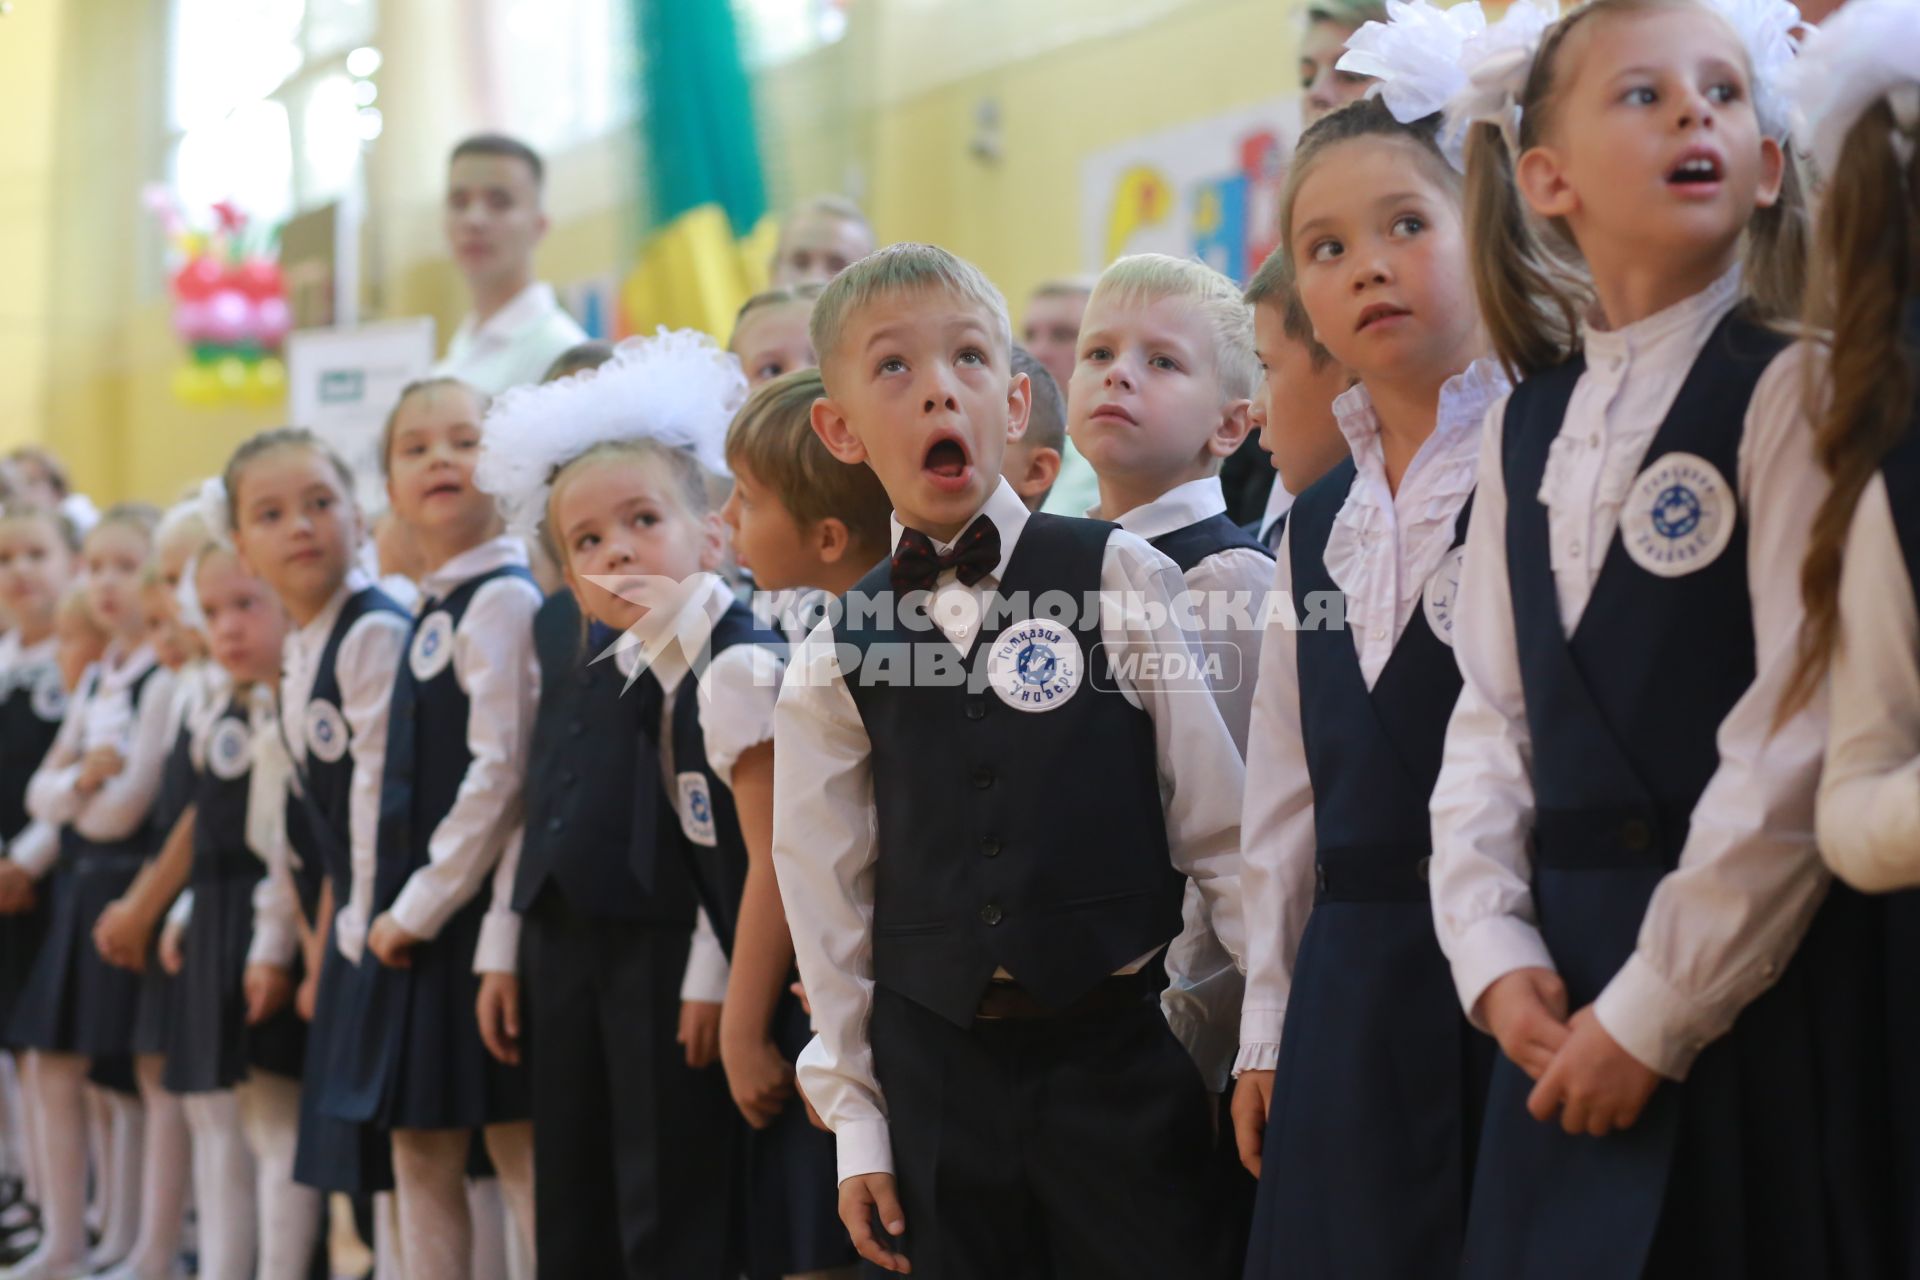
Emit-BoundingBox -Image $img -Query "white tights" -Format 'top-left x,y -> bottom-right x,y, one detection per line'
174,1090 -> 254,1280
388,1123 -> 534,1280
15,1053 -> 91,1271
237,1073 -> 322,1280
92,1057 -> 190,1280
89,1082 -> 147,1269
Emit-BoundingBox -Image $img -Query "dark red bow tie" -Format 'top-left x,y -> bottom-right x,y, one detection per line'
890,516 -> 1001,594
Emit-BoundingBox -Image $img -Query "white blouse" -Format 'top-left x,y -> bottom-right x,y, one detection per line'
0,633 -> 63,877
26,643 -> 176,847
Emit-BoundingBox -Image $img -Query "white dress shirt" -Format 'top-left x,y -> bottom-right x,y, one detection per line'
1257,481 -> 1295,553
0,632 -> 64,878
614,573 -> 787,1005
1817,475 -> 1920,892
435,282 -> 588,396
280,570 -> 410,965
1429,272 -> 1831,1080
774,478 -> 1248,1183
1235,360 -> 1506,1075
26,643 -> 176,846
379,539 -> 542,976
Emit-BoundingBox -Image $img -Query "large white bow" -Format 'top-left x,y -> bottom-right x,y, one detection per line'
1787,0 -> 1920,173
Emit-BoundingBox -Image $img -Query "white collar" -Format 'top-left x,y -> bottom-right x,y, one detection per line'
610,573 -> 735,692
1259,481 -> 1296,539
1333,357 -> 1508,489
295,567 -> 374,651
0,630 -> 56,669
96,642 -> 158,694
888,478 -> 1032,582
419,536 -> 529,605
1583,265 -> 1742,364
451,282 -> 561,350
1104,476 -> 1230,541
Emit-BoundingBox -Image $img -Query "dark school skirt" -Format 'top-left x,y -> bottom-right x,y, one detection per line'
7,832 -> 147,1057
163,869 -> 305,1093
293,921 -> 393,1194
0,898 -> 48,1046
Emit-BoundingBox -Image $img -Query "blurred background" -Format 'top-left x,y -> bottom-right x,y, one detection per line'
0,0 -> 1311,505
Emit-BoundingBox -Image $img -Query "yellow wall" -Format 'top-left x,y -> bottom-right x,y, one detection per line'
25,0 -> 1298,504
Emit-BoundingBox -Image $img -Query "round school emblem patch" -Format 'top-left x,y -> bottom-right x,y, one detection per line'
208,718 -> 252,781
409,611 -> 456,682
1621,452 -> 1736,578
304,700 -> 349,764
985,618 -> 1082,713
30,669 -> 67,723
1422,546 -> 1466,647
675,771 -> 718,847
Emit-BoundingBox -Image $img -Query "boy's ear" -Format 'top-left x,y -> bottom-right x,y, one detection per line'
812,515 -> 852,566
1209,399 -> 1254,459
810,395 -> 869,466
1515,144 -> 1577,221
1009,445 -> 1062,509
698,512 -> 729,573
1753,135 -> 1785,210
1005,371 -> 1032,444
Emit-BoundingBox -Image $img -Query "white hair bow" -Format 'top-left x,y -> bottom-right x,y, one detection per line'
1705,0 -> 1803,140
1339,0 -> 1490,168
1787,0 -> 1920,174
1440,0 -> 1559,160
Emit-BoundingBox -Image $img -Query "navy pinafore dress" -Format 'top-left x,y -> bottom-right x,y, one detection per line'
0,644 -> 63,1040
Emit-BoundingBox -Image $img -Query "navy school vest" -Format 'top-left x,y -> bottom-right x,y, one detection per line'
284,587 -> 409,908
0,650 -> 65,841
515,590 -> 696,926
1148,511 -> 1273,575
833,513 -> 1184,1028
191,698 -> 267,886
1502,309 -> 1787,899
1290,458 -> 1473,899
372,567 -> 535,913
665,601 -> 786,953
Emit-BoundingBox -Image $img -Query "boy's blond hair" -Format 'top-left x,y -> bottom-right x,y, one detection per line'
809,243 -> 1012,377
1244,246 -> 1337,373
725,368 -> 892,557
1088,254 -> 1258,401
1010,346 -> 1066,454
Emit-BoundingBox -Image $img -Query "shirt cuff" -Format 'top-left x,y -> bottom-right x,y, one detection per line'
334,904 -> 368,965
833,1117 -> 895,1184
1446,914 -> 1559,1032
248,920 -> 301,969
1592,951 -> 1728,1081
387,881 -> 453,945
1162,979 -> 1240,1093
472,908 -> 521,975
167,891 -> 195,930
679,924 -> 732,1004
9,825 -> 58,879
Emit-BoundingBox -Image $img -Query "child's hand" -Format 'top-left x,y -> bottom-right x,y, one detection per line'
677,1000 -> 722,1068
720,1032 -> 796,1130
839,1172 -> 910,1274
92,899 -> 153,971
76,746 -> 126,794
1475,966 -> 1571,1080
159,917 -> 187,975
0,862 -> 36,915
790,978 -> 812,1017
243,963 -> 295,1025
476,972 -> 522,1066
1527,1005 -> 1661,1136
296,967 -> 320,1023
1231,1069 -> 1275,1177
367,913 -> 419,969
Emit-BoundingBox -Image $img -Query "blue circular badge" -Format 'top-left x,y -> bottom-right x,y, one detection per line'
1622,451 -> 1736,578
986,618 -> 1082,713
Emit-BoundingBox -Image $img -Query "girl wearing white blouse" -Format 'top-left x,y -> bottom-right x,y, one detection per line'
1429,0 -> 1893,1275
5,507 -> 177,1280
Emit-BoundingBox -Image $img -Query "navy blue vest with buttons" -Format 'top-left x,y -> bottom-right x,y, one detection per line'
1502,310 -> 1786,985
515,591 -> 696,926
0,653 -> 64,842
1149,511 -> 1274,575
1290,459 -> 1472,898
834,513 -> 1183,1028
371,566 -> 533,913
192,699 -> 264,885
284,586 -> 409,912
666,601 -> 784,953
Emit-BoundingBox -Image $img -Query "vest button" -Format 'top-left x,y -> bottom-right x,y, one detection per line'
1315,865 -> 1328,894
1415,855 -> 1431,883
547,817 -> 563,834
569,722 -> 585,738
964,698 -> 987,721
979,902 -> 1003,926
972,767 -> 994,790
1621,819 -> 1652,851
980,837 -> 1001,858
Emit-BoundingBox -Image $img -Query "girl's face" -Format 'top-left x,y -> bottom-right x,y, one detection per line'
140,583 -> 197,671
1520,7 -> 1782,280
720,460 -> 815,592
1290,136 -> 1482,391
196,553 -> 288,684
553,454 -> 724,634
55,605 -> 107,691
732,302 -> 818,388
1301,18 -> 1372,125
0,517 -> 73,634
82,523 -> 150,636
154,523 -> 206,594
232,445 -> 360,618
385,389 -> 497,551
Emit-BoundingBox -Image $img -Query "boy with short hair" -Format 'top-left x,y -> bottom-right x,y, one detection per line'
775,243 -> 1245,1279
1242,246 -> 1353,551
998,346 -> 1064,511
769,196 -> 876,288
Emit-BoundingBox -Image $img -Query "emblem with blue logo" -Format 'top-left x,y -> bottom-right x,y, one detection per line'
985,618 -> 1082,713
676,771 -> 718,847
1621,451 -> 1736,578
30,669 -> 67,723
208,717 -> 252,781
305,699 -> 350,764
409,611 -> 456,681
1422,546 -> 1466,647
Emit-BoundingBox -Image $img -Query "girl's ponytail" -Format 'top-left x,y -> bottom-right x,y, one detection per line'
1463,121 -> 1585,379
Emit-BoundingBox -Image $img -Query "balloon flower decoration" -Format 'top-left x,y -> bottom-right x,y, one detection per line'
149,189 -> 292,406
